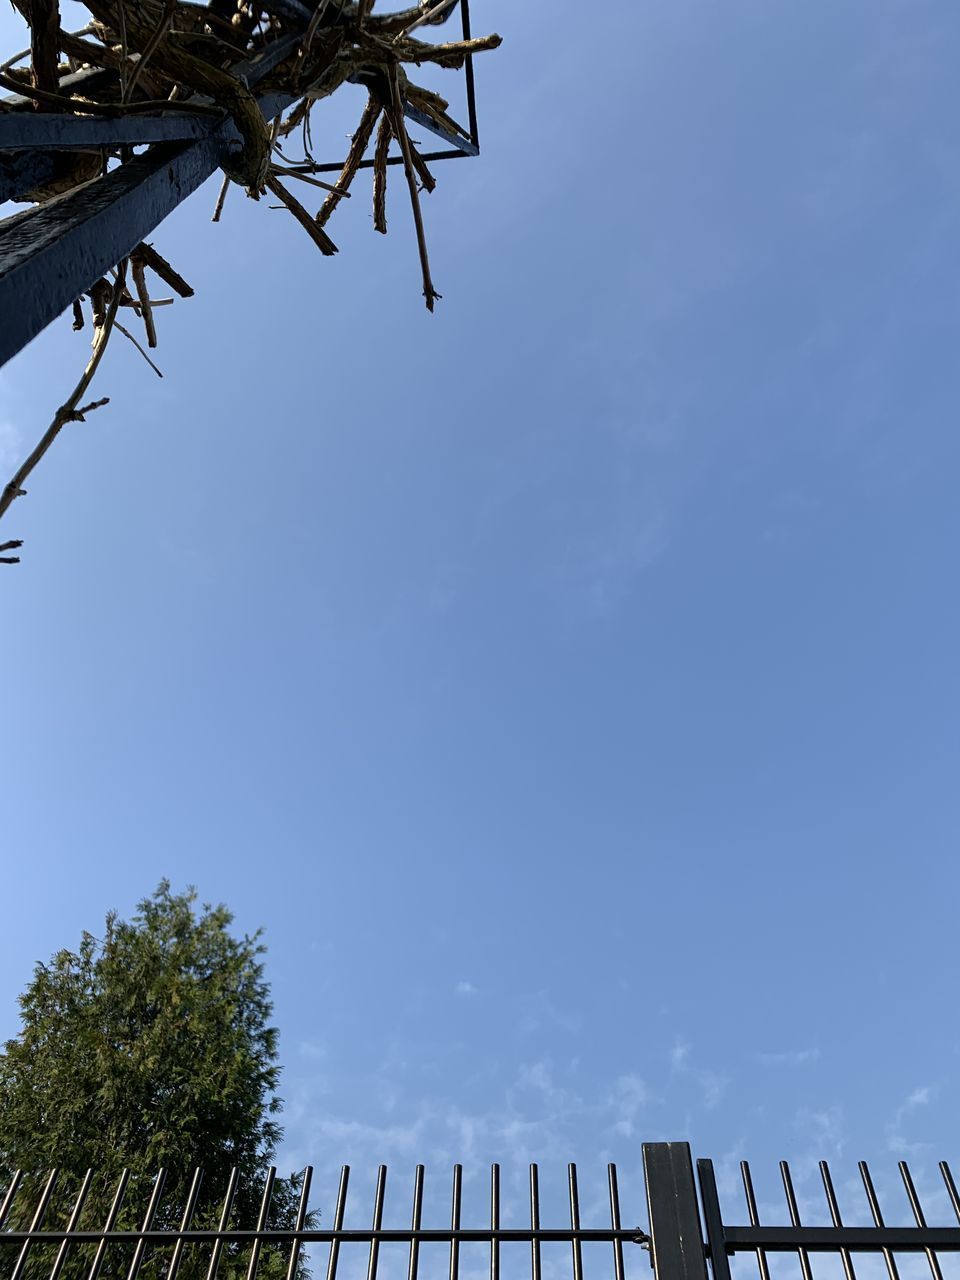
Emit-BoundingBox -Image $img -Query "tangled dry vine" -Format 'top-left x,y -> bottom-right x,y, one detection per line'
0,0 -> 500,561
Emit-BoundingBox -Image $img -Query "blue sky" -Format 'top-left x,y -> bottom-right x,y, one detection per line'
2,0 -> 960,1264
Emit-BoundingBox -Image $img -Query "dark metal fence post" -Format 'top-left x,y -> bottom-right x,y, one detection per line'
643,1144 -> 709,1280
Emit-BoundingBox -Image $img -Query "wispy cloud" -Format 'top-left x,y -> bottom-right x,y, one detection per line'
888,1085 -> 935,1156
668,1039 -> 729,1111
753,1048 -> 821,1068
517,992 -> 581,1036
608,1073 -> 652,1139
298,1039 -> 329,1062
456,980 -> 477,997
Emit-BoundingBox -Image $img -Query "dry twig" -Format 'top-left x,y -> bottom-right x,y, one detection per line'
316,93 -> 381,226
387,66 -> 439,309
372,111 -> 391,233
265,173 -> 338,255
0,262 -> 128,525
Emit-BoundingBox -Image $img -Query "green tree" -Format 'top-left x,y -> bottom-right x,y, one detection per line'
0,883 -> 311,1279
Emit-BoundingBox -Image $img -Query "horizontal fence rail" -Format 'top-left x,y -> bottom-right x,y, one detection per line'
0,1161 -> 649,1280
6,1148 -> 960,1280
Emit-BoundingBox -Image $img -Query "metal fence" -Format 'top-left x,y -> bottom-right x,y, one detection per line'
4,1146 -> 960,1280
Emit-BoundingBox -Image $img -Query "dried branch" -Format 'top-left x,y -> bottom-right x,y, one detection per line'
271,164 -> 349,195
27,0 -> 60,98
408,138 -> 435,193
0,262 -> 127,525
211,174 -> 231,222
394,0 -> 458,40
387,66 -> 439,310
396,31 -> 502,69
265,174 -> 338,255
316,93 -> 381,226
114,321 -> 164,376
372,111 -> 391,233
134,242 -> 194,297
130,254 -> 158,348
123,0 -> 176,103
0,538 -> 24,563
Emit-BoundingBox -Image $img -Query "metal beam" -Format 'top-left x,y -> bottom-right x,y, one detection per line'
722,1228 -> 960,1252
2,1229 -> 645,1245
0,136 -> 223,367
0,111 -> 218,150
402,104 -> 478,156
643,1144 -> 710,1280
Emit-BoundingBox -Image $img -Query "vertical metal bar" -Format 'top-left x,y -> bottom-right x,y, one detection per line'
167,1169 -> 204,1280
246,1167 -> 277,1280
569,1165 -> 584,1280
899,1162 -> 943,1280
643,1143 -> 709,1280
780,1162 -> 813,1280
124,1169 -> 167,1280
0,1171 -> 24,1229
285,1167 -> 313,1280
205,1167 -> 240,1280
49,1169 -> 94,1280
859,1162 -> 899,1280
608,1164 -> 626,1280
460,0 -> 479,147
819,1162 -> 856,1280
490,1164 -> 500,1280
695,1161 -> 731,1280
326,1166 -> 350,1280
450,1165 -> 462,1280
407,1166 -> 424,1280
940,1163 -> 960,1223
740,1163 -> 770,1280
86,1169 -> 131,1280
367,1166 -> 387,1280
11,1169 -> 59,1280
530,1165 -> 542,1280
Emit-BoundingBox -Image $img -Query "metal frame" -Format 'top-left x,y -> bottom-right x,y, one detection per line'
0,0 -> 482,370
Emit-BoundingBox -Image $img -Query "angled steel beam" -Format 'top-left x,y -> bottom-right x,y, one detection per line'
0,90 -> 295,368
0,27 -> 300,368
402,103 -> 478,156
0,136 -> 222,367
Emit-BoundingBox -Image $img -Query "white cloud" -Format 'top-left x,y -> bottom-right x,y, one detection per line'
888,1085 -> 936,1156
669,1040 -> 690,1070
298,1039 -> 328,1061
456,980 -> 477,996
669,1039 -> 729,1111
517,992 -> 581,1036
754,1048 -> 821,1068
609,1073 -> 652,1139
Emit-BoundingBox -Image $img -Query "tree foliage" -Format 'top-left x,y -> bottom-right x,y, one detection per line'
0,883 -> 309,1279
